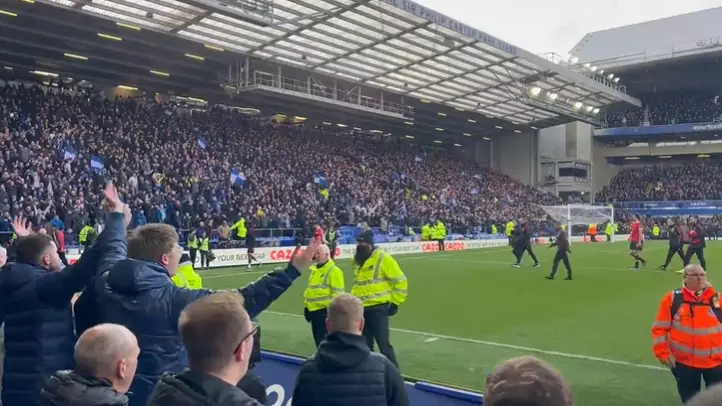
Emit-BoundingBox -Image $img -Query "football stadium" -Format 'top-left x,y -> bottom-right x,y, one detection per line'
1,0 -> 722,405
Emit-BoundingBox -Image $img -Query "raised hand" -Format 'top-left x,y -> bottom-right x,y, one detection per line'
102,183 -> 124,214
290,238 -> 323,271
123,204 -> 132,228
11,216 -> 31,237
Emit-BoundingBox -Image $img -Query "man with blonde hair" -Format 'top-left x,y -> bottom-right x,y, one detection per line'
147,292 -> 261,406
293,293 -> 408,406
39,323 -> 140,406
484,356 -> 574,406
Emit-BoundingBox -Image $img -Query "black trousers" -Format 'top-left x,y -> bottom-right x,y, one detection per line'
684,247 -> 706,270
199,250 -> 209,268
58,251 -> 70,267
189,248 -> 198,266
363,304 -> 399,368
437,239 -> 445,251
606,234 -> 612,242
513,243 -> 538,264
674,362 -> 722,403
329,243 -> 337,259
306,308 -> 328,347
549,250 -> 572,278
663,245 -> 686,268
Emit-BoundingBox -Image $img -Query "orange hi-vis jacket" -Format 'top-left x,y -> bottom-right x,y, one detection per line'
652,286 -> 722,369
588,224 -> 597,236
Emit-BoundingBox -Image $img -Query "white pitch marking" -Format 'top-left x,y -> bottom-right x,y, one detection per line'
264,310 -> 666,371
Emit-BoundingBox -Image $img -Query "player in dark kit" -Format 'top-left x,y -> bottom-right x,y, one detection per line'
684,217 -> 707,270
546,224 -> 572,280
660,218 -> 686,271
245,223 -> 262,270
511,220 -> 539,268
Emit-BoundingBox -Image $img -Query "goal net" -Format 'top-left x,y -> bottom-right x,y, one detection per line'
540,204 -> 615,241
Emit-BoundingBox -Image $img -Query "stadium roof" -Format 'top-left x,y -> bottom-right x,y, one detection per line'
570,7 -> 722,70
21,0 -> 638,126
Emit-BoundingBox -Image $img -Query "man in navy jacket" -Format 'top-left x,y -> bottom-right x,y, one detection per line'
0,185 -> 128,406
79,226 -> 321,406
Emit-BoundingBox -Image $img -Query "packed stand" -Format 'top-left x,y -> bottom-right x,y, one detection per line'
606,93 -> 722,127
0,83 -> 560,243
596,163 -> 722,202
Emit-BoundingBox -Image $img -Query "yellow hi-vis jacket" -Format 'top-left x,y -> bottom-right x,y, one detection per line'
351,249 -> 408,307
171,261 -> 203,289
605,223 -> 613,236
505,221 -> 514,237
304,259 -> 345,312
230,218 -> 247,238
187,234 -> 198,249
436,221 -> 446,238
421,224 -> 431,240
79,225 -> 94,243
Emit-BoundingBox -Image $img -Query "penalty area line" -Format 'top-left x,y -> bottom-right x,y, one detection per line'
264,310 -> 666,371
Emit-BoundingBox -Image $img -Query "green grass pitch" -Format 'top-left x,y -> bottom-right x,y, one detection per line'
200,240 -> 720,406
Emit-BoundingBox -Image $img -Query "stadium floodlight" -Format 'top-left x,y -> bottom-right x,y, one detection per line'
468,119 -> 476,123
592,108 -> 600,114
599,69 -> 605,75
547,92 -> 558,101
31,70 -> 58,77
405,135 -> 414,139
433,140 -> 442,144
584,105 -> 593,113
583,62 -> 591,69
495,125 -> 503,129
453,143 -> 461,147
463,133 -> 471,136
570,56 -> 579,64
613,77 -> 620,83
591,66 -> 598,72
607,73 -> 614,79
528,86 -> 542,97
573,102 -> 583,110
541,204 -> 615,243
482,137 -> 491,140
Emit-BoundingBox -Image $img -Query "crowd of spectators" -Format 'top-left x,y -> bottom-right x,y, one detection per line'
0,83 -> 561,242
597,163 -> 722,202
606,93 -> 722,127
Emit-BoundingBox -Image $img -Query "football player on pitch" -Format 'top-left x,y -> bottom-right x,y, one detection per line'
629,216 -> 647,271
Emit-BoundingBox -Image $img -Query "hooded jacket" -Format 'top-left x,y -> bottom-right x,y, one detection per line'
93,260 -> 301,406
292,332 -> 408,406
38,370 -> 128,406
0,213 -> 127,406
147,371 -> 262,406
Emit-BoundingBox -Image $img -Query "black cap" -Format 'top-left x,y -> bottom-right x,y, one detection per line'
356,229 -> 374,245
180,253 -> 191,263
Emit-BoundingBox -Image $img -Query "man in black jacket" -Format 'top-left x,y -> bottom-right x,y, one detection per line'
0,185 -> 128,406
511,220 -> 539,268
38,323 -> 139,406
292,293 -> 408,406
660,219 -> 686,271
146,292 -> 263,406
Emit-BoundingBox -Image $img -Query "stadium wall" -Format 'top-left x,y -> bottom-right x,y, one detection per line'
539,122 -> 593,161
494,132 -> 539,185
591,139 -> 621,194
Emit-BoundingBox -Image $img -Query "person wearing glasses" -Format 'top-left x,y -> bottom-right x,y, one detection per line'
652,264 -> 722,403
147,292 -> 262,406
75,211 -> 323,406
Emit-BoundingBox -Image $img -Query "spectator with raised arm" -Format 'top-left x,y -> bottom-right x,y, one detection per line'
0,184 -> 128,406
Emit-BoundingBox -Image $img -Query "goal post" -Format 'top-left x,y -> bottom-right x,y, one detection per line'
540,204 -> 615,242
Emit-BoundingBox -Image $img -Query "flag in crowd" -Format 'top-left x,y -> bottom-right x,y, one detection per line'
62,146 -> 77,161
197,137 -> 208,150
229,168 -> 246,186
313,172 -> 329,189
90,155 -> 104,172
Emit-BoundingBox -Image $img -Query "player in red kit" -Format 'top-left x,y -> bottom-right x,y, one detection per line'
314,224 -> 327,243
628,216 -> 647,270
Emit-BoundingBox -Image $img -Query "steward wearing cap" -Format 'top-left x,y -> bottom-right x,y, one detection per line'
351,230 -> 407,368
171,254 -> 203,289
652,264 -> 722,402
304,245 -> 345,347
